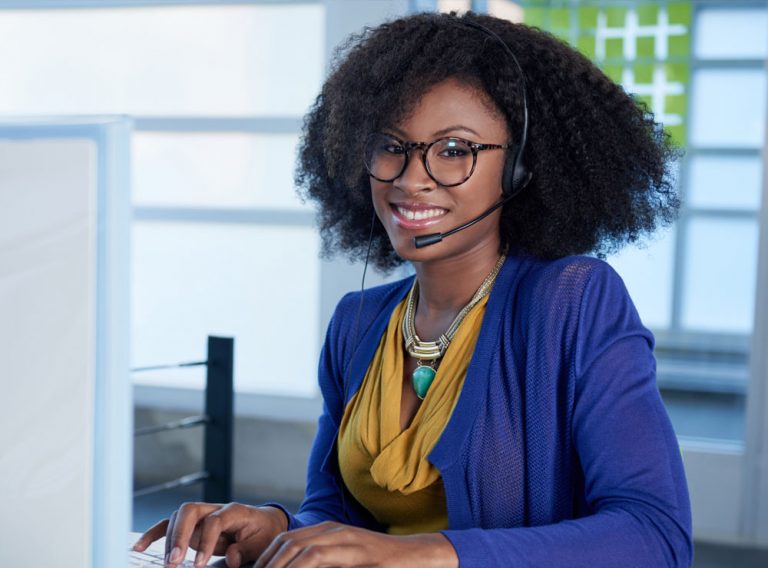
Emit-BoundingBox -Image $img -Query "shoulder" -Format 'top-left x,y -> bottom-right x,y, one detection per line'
502,254 -> 650,374
494,254 -> 637,349
529,254 -> 621,288
509,254 -> 627,309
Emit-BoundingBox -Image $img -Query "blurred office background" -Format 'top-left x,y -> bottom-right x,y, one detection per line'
1,0 -> 766,565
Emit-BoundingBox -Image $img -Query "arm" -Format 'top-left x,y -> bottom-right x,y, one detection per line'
442,262 -> 692,567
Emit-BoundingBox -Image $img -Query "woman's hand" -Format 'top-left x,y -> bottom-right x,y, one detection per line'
132,502 -> 288,568
253,520 -> 458,568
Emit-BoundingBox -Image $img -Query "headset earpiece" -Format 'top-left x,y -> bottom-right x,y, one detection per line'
501,148 -> 530,198
502,150 -> 532,198
461,17 -> 532,199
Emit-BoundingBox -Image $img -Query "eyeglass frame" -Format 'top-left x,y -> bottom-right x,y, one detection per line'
363,132 -> 513,188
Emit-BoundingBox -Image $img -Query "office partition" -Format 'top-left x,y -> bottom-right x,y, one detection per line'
0,117 -> 131,567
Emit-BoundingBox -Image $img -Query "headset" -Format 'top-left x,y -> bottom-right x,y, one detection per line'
413,18 -> 532,248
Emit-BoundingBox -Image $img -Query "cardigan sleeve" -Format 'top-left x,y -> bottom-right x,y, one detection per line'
441,262 -> 693,567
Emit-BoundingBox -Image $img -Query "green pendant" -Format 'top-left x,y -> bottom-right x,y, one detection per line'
412,365 -> 436,400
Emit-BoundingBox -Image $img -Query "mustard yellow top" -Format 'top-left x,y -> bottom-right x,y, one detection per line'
337,293 -> 489,535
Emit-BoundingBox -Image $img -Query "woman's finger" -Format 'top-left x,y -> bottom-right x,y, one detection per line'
254,524 -> 327,568
193,502 -> 271,566
188,526 -> 233,558
292,544 -> 378,568
274,543 -> 333,568
132,518 -> 170,552
276,544 -> 365,568
165,503 -> 221,565
224,542 -> 243,568
255,522 -> 354,568
192,508 -> 235,567
165,509 -> 179,561
265,520 -> 341,541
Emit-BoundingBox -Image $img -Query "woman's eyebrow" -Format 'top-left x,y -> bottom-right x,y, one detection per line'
432,125 -> 480,138
386,125 -> 481,139
384,126 -> 406,137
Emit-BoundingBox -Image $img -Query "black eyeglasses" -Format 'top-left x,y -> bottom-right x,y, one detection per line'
363,132 -> 512,187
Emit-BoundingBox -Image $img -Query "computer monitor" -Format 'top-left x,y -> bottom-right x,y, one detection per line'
0,117 -> 132,567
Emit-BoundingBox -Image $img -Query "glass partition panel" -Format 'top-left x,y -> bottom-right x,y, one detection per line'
681,218 -> 759,334
606,227 -> 676,330
694,7 -> 768,59
687,155 -> 763,211
690,69 -> 767,148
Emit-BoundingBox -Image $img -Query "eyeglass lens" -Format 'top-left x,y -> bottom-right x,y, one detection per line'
364,133 -> 474,186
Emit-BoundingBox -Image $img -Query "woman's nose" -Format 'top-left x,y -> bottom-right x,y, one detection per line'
393,149 -> 436,194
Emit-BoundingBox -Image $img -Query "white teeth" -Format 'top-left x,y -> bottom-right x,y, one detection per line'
396,206 -> 445,221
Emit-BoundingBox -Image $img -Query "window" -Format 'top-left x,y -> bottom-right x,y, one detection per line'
0,1 -> 326,397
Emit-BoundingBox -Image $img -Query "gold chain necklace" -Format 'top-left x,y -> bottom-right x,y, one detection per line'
403,255 -> 505,399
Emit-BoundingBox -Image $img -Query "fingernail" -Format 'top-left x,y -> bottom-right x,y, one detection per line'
194,551 -> 204,567
169,547 -> 182,563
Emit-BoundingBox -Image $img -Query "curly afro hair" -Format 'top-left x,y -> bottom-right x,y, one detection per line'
295,11 -> 681,271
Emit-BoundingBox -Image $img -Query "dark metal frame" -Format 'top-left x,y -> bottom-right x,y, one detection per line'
132,336 -> 234,503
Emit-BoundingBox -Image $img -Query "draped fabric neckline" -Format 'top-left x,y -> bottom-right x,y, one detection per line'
337,293 -> 489,533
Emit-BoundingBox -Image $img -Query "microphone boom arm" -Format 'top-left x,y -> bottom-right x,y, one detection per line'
413,196 -> 511,249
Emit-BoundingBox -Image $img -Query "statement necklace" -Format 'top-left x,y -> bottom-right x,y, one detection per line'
403,255 -> 506,399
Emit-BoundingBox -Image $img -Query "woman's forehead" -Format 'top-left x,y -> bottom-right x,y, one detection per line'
390,78 -> 508,141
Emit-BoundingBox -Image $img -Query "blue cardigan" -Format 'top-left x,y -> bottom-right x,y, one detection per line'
269,254 -> 693,567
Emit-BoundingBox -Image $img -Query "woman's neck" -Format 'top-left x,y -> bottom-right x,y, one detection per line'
411,245 -> 502,318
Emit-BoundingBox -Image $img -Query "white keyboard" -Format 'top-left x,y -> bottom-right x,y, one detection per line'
129,548 -> 202,567
128,533 -> 226,567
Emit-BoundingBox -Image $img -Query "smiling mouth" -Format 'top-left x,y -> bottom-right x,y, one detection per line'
389,204 -> 448,231
394,205 -> 447,221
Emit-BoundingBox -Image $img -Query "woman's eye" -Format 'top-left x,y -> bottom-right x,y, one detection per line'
383,144 -> 405,154
438,147 -> 469,158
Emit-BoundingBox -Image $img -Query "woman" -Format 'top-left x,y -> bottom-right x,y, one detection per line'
135,11 -> 691,568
